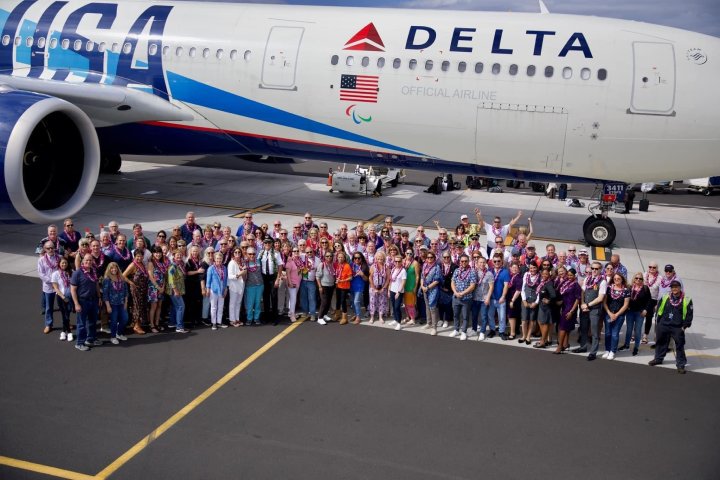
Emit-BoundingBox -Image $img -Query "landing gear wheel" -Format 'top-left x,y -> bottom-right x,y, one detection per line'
390,174 -> 400,188
702,188 -> 712,197
583,217 -> 616,247
100,153 -> 122,174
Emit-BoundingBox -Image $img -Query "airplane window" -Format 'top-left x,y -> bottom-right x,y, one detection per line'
189,47 -> 197,58
544,66 -> 554,77
393,58 -> 401,69
111,43 -> 118,52
580,67 -> 591,80
377,57 -> 385,68
244,50 -> 251,61
425,60 -> 433,71
598,68 -> 608,81
330,55 -> 338,65
123,43 -> 132,54
98,42 -> 106,53
175,46 -> 184,56
361,56 -> 369,67
73,39 -> 82,51
163,46 -> 169,56
492,63 -> 501,74
230,50 -> 238,60
509,64 -> 518,76
458,61 -> 466,72
85,40 -> 94,51
441,60 -> 450,72
562,67 -> 572,79
148,44 -> 157,56
527,65 -> 536,76
49,38 -> 57,49
37,37 -> 46,49
1,36 -> 9,47
25,37 -> 33,47
409,59 -> 417,70
14,36 -> 21,47
474,62 -> 483,74
346,56 -> 354,66
216,49 -> 224,59
202,48 -> 210,58
61,39 -> 69,50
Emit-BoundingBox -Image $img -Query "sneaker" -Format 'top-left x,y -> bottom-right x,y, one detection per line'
501,333 -> 509,341
116,334 -> 127,341
449,330 -> 459,338
607,352 -> 615,360
632,347 -> 638,356
75,344 -> 90,352
618,345 -> 628,351
460,332 -> 467,341
317,317 -> 327,325
422,324 -> 431,330
59,332 -> 67,341
648,359 -> 662,366
67,333 -> 74,342
99,327 -> 110,334
440,321 -> 448,328
430,328 -> 437,336
478,332 -> 485,341
394,323 -> 401,331
211,325 -> 218,331
110,338 -> 120,345
601,351 -> 610,359
323,315 -> 332,322
219,323 -> 228,329
202,320 -> 212,326
176,328 -> 189,334
309,316 -> 317,322
85,339 -> 103,347
677,367 -> 686,374
488,330 -> 496,339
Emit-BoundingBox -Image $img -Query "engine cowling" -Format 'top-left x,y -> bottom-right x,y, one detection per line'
0,87 -> 100,223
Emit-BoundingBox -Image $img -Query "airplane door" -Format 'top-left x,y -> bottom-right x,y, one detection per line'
629,42 -> 676,115
261,26 -> 304,90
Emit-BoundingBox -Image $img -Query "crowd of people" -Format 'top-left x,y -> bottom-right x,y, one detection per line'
36,209 -> 694,372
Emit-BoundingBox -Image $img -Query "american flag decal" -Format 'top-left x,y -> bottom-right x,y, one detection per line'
340,74 -> 379,103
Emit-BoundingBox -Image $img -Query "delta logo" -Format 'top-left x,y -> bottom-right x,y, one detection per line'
343,23 -> 386,52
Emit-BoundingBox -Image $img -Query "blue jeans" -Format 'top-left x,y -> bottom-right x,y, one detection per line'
76,299 -> 98,346
245,284 -> 263,323
300,280 -> 317,316
624,311 -> 644,349
352,291 -> 363,317
109,304 -> 129,337
452,297 -> 471,332
391,291 -> 403,323
604,314 -> 626,353
471,299 -> 489,332
202,294 -> 210,319
488,298 -> 507,334
170,295 -> 185,330
43,291 -> 56,327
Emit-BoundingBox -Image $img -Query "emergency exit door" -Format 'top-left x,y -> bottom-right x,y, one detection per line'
261,26 -> 304,90
629,42 -> 676,115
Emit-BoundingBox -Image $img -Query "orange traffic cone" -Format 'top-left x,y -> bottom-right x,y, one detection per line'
327,168 -> 333,186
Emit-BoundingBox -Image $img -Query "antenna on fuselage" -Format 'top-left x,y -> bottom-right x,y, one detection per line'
538,0 -> 550,14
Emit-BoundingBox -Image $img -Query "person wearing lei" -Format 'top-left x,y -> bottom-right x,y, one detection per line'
89,240 -> 108,278
109,234 -> 133,272
506,263 -> 523,341
420,251 -> 443,335
243,249 -> 264,326
389,255 -> 408,331
70,254 -> 103,351
184,245 -> 206,328
284,247 -> 304,323
316,251 -> 337,325
123,249 -> 149,335
520,263 -> 541,345
620,272 -> 652,355
534,268 -> 557,349
38,241 -> 62,334
102,262 -> 130,343
650,280 -> 693,373
368,251 -> 389,324
147,246 -> 168,333
207,252 -> 230,329
166,251 -> 189,333
349,252 -> 369,324
297,247 -> 320,322
60,218 -> 81,260
602,273 -> 630,360
555,267 -> 582,354
333,252 -> 353,325
51,257 -> 74,341
401,249 -> 420,326
641,262 -> 661,344
449,254 -> 477,340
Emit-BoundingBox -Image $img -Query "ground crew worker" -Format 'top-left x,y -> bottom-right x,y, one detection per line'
649,280 -> 693,374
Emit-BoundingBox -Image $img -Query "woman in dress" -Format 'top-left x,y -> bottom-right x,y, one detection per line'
602,273 -> 630,360
555,268 -> 581,354
620,272 -> 651,355
184,245 -> 205,327
401,250 -> 420,326
334,252 -> 352,325
123,249 -> 148,335
420,251 -> 442,335
227,248 -> 247,327
103,262 -> 130,343
349,252 -> 369,324
147,246 -> 168,333
534,268 -> 557,348
506,263 -> 523,340
51,257 -> 74,342
368,251 -> 389,324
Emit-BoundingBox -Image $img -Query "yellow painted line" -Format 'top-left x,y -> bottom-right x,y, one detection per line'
94,192 -> 244,211
95,320 -> 305,479
230,203 -> 276,218
594,246 -> 607,262
0,456 -> 94,480
367,214 -> 388,224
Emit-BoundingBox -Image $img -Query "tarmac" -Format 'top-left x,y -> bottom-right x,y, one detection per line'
1,158 -> 719,479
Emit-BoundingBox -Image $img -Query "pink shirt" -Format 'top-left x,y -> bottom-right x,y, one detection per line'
284,258 -> 302,288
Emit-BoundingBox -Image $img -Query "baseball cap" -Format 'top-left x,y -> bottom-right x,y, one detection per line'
460,214 -> 468,220
527,244 -> 536,249
263,238 -> 273,244
664,264 -> 674,272
578,248 -> 589,255
511,247 -> 522,256
669,280 -> 681,287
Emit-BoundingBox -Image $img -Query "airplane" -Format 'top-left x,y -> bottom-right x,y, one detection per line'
0,0 -> 718,247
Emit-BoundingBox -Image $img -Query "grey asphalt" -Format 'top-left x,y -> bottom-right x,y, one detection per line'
1,273 -> 719,480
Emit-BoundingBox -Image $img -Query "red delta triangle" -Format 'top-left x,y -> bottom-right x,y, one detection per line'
343,23 -> 385,51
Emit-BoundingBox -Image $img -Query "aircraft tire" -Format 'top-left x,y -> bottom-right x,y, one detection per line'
100,153 -> 122,174
584,217 -> 616,247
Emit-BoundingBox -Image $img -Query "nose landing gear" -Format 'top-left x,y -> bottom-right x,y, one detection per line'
582,183 -> 623,247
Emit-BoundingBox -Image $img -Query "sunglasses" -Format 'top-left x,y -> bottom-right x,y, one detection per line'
353,256 -> 362,260
292,250 -> 299,252
649,266 -> 657,269
634,277 -> 643,280
248,253 -> 256,256
45,247 -> 55,251
591,267 -> 600,271
442,256 -> 450,259
325,255 -> 333,258
65,223 -> 73,227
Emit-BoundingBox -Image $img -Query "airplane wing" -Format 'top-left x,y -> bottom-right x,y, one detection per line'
0,75 -> 193,127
